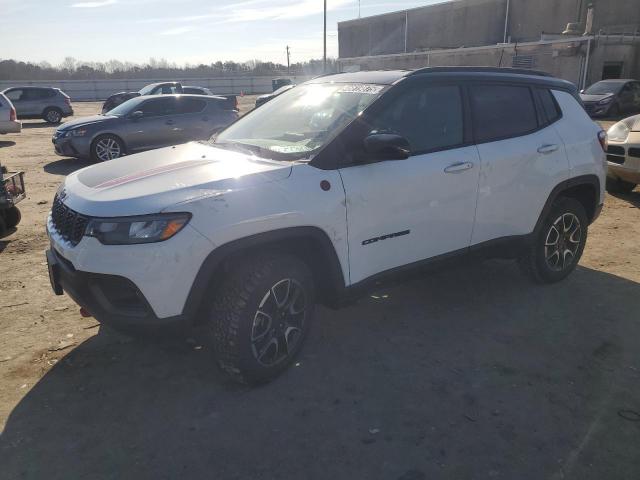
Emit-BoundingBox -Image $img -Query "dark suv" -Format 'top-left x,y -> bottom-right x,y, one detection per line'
2,87 -> 73,124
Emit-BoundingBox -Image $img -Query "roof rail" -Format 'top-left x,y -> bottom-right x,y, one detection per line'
408,66 -> 552,77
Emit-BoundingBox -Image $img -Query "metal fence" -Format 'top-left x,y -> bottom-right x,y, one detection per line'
0,76 -> 311,101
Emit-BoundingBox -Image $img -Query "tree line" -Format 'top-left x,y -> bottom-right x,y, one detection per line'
0,57 -> 339,80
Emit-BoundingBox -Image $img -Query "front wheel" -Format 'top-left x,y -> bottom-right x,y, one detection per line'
91,135 -> 125,162
209,253 -> 315,384
3,206 -> 21,229
519,197 -> 588,284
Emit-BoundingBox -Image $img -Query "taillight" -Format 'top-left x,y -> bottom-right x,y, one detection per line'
598,130 -> 607,152
64,97 -> 71,106
9,107 -> 16,122
234,97 -> 239,111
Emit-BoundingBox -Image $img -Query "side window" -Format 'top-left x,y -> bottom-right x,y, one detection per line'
4,89 -> 22,101
538,88 -> 561,124
139,98 -> 178,117
176,97 -> 206,114
470,85 -> 538,143
369,84 -> 464,153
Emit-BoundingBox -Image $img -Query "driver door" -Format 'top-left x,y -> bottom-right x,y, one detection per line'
338,80 -> 481,284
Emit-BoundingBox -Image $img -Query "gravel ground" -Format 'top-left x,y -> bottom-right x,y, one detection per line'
1,102 -> 639,480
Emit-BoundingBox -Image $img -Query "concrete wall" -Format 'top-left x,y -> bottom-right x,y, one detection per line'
338,0 -> 640,58
0,76 -> 309,101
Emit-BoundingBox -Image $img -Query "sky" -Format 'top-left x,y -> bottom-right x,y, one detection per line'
0,0 -> 441,67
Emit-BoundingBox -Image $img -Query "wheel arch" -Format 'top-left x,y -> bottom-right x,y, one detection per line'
184,226 -> 347,320
90,132 -> 128,155
534,175 -> 601,235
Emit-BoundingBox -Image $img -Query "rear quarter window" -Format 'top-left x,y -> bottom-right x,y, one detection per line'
538,88 -> 562,124
177,97 -> 206,114
470,85 -> 539,143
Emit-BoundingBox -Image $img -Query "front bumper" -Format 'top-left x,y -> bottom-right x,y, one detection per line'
606,140 -> 640,184
47,247 -> 189,333
583,102 -> 613,117
52,135 -> 90,158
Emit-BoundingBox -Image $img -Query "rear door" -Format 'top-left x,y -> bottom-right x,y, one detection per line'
172,97 -> 209,142
339,79 -> 481,283
125,97 -> 182,151
469,83 -> 569,245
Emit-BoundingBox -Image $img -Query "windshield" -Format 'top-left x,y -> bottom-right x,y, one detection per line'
584,81 -> 624,95
105,97 -> 144,116
215,83 -> 385,161
138,84 -> 158,95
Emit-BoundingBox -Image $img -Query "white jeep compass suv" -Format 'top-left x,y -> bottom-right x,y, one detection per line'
46,68 -> 606,384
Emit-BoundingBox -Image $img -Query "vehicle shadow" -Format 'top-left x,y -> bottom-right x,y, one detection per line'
0,141 -> 16,148
44,158 -> 92,176
2,261 -> 640,479
610,190 -> 640,208
0,228 -> 17,242
21,122 -> 54,129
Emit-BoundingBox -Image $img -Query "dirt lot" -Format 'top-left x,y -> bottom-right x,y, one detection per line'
1,102 -> 639,480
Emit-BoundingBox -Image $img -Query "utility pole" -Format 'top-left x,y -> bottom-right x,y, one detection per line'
286,45 -> 290,75
323,0 -> 327,73
358,0 -> 361,18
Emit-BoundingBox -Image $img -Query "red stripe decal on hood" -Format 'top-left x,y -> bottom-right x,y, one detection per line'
94,160 -> 211,189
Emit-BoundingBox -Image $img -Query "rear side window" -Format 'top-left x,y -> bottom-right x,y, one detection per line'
176,97 -> 206,114
538,88 -> 562,124
370,84 -> 464,153
139,97 -> 177,117
470,85 -> 538,143
4,89 -> 22,101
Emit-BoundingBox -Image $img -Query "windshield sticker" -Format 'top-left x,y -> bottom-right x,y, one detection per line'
269,145 -> 313,153
337,84 -> 384,95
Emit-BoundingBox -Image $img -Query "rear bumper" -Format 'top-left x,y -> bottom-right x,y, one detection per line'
0,120 -> 21,134
47,247 -> 190,333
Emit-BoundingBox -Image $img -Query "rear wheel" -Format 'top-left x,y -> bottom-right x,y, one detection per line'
209,253 -> 315,384
519,197 -> 588,284
43,107 -> 62,124
3,207 -> 21,229
91,134 -> 125,162
606,176 -> 636,194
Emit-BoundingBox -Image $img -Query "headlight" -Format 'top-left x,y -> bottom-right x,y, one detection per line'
85,212 -> 191,245
607,120 -> 631,142
597,96 -> 614,105
65,128 -> 87,137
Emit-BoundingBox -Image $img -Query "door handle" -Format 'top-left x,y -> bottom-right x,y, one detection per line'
165,119 -> 174,125
202,116 -> 209,121
444,162 -> 474,173
537,144 -> 559,154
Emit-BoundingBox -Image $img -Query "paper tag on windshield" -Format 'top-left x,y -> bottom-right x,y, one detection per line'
337,85 -> 384,95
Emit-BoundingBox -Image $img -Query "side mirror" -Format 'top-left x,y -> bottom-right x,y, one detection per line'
363,132 -> 410,161
129,110 -> 144,120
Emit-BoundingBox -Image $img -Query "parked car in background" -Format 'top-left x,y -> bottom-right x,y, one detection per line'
54,94 -> 239,161
580,79 -> 640,117
0,163 -> 25,236
255,84 -> 296,108
0,93 -> 21,134
46,68 -> 605,384
182,86 -> 214,95
101,82 -> 184,113
605,113 -> 640,193
2,87 -> 73,124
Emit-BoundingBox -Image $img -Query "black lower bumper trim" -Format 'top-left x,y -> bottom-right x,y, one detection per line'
47,248 -> 191,334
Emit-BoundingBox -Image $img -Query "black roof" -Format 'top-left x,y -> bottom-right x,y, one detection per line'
310,67 -> 575,91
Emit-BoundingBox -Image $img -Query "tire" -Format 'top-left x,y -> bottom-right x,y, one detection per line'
519,197 -> 588,284
209,253 -> 315,384
43,107 -> 62,124
606,176 -> 636,194
0,215 -> 6,237
91,134 -> 125,162
4,207 -> 21,229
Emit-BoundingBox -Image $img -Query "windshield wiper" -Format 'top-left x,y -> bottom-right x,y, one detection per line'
213,141 -> 276,159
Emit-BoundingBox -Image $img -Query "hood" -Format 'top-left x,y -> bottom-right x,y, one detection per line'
58,114 -> 117,131
580,93 -> 614,103
61,142 -> 292,216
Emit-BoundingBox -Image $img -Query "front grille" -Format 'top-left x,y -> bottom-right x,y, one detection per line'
606,145 -> 626,165
50,194 -> 89,246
